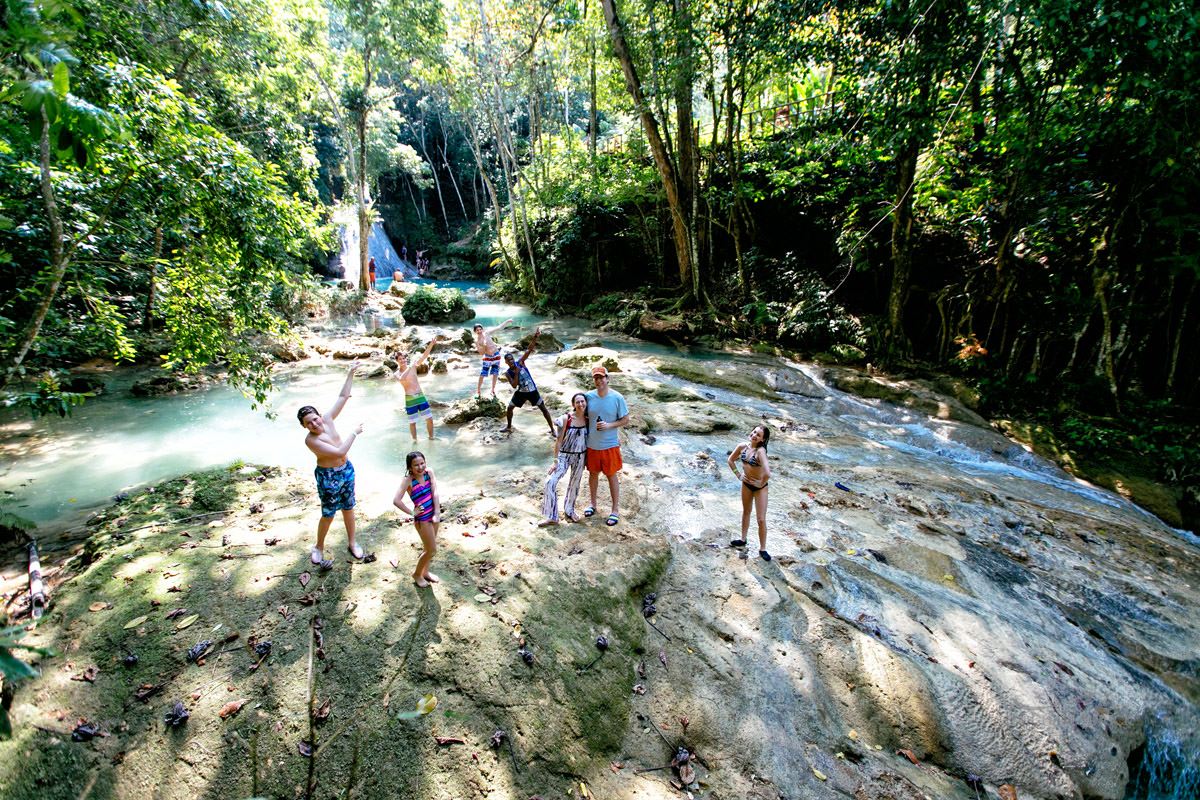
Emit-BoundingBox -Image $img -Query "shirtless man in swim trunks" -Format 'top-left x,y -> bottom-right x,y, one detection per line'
395,335 -> 444,440
473,318 -> 512,398
298,363 -> 365,564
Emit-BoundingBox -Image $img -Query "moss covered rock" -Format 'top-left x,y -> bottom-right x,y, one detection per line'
555,347 -> 621,373
443,395 -> 506,424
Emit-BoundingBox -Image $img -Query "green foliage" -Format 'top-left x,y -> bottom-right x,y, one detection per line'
0,625 -> 53,740
401,285 -> 472,323
1,370 -> 92,418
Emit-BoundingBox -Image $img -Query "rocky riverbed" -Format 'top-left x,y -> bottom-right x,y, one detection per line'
1,297 -> 1197,800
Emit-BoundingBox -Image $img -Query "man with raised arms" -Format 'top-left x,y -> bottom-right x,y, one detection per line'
395,335 -> 444,440
298,363 -> 365,564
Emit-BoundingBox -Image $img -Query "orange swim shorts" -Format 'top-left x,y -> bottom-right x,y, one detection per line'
586,446 -> 623,476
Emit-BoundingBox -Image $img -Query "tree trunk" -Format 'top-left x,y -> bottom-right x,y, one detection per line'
600,0 -> 694,300
144,224 -> 163,331
887,142 -> 919,355
3,109 -> 68,386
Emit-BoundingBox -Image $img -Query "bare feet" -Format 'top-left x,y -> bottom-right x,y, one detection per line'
537,519 -> 558,527
348,542 -> 364,559
310,547 -> 323,565
500,426 -> 513,433
423,572 -> 440,583
414,576 -> 430,588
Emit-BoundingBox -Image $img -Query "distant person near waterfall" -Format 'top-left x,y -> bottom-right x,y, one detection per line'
394,336 -> 443,440
500,327 -> 556,436
368,257 -> 376,291
393,450 -> 442,588
297,363 -> 365,565
474,318 -> 511,398
728,424 -> 772,560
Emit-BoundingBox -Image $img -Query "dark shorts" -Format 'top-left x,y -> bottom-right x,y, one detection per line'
509,389 -> 543,408
315,461 -> 356,518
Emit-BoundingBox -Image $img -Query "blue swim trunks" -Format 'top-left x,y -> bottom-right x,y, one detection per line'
480,352 -> 501,376
315,461 -> 356,518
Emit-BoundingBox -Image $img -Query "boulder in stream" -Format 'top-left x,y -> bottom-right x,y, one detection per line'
555,347 -> 621,372
443,395 -> 505,424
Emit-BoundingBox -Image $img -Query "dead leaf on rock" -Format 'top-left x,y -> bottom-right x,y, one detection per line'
299,572 -> 311,588
71,665 -> 100,683
88,602 -> 111,612
297,740 -> 313,758
897,748 -> 921,765
165,608 -> 188,620
297,593 -> 318,606
218,699 -> 248,719
134,683 -> 162,702
811,766 -> 827,781
175,614 -> 199,630
1053,661 -> 1074,676
264,537 -> 279,546
658,650 -> 668,669
433,736 -> 464,746
998,785 -> 1019,800
610,762 -> 624,773
123,615 -> 149,630
314,699 -> 331,723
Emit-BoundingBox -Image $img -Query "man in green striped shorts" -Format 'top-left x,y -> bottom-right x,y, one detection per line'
394,336 -> 443,440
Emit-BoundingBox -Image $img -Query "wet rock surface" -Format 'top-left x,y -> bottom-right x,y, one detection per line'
2,310 -> 1196,800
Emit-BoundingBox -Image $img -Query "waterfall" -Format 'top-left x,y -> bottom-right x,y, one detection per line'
324,207 -> 416,286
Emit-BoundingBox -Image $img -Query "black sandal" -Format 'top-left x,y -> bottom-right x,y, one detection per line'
730,539 -> 747,548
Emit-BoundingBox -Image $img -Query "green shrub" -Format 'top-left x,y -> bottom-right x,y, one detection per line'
402,286 -> 474,324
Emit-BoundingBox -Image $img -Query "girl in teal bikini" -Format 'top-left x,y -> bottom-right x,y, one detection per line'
728,425 -> 772,560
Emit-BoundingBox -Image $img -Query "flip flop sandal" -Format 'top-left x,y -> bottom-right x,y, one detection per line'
583,507 -> 596,517
606,514 -> 619,526
759,550 -> 772,561
729,539 -> 747,548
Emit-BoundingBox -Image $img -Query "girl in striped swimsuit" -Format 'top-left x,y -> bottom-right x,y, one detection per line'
539,393 -> 590,526
393,451 -> 442,587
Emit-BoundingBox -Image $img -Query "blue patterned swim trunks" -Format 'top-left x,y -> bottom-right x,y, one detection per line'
315,461 -> 356,518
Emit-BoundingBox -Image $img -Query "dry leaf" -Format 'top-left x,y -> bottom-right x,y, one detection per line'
218,699 -> 248,719
416,694 -> 437,715
433,735 -> 464,745
812,767 -> 827,781
123,615 -> 149,630
297,593 -> 318,606
473,593 -> 492,602
165,608 -> 188,620
297,740 -> 313,758
382,692 -> 390,709
610,762 -> 624,773
314,699 -> 331,723
175,614 -> 199,630
71,665 -> 100,683
998,785 -> 1019,800
88,602 -> 110,612
679,763 -> 696,785
897,748 -> 921,765
299,572 -> 311,588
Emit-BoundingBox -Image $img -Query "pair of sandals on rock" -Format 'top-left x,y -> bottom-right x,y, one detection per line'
583,507 -> 619,526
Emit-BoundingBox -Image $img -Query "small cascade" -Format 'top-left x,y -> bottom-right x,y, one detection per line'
324,207 -> 416,287
1125,716 -> 1200,800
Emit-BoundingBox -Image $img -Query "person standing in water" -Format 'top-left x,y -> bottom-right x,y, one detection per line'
500,327 -> 556,435
394,336 -> 443,440
393,451 -> 441,587
473,318 -> 511,398
539,392 -> 590,526
727,424 -> 772,560
368,256 -> 377,291
583,365 -> 629,527
298,364 -> 366,563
